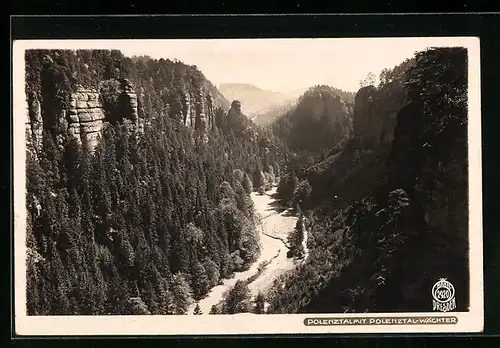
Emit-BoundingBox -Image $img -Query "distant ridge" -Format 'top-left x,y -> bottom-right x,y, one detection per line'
218,83 -> 297,120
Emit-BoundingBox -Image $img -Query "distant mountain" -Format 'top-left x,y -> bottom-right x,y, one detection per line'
218,83 -> 296,120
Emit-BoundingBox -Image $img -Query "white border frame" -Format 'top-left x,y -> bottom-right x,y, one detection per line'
12,38 -> 483,335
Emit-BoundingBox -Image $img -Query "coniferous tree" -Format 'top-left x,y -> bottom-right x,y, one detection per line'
209,305 -> 220,314
222,280 -> 251,314
242,173 -> 253,194
193,302 -> 203,315
170,272 -> 194,315
191,261 -> 210,300
287,213 -> 305,259
24,49 -> 288,315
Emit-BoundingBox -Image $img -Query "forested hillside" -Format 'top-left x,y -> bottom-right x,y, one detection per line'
270,85 -> 354,160
23,46 -> 470,317
24,49 -> 286,315
268,47 -> 469,313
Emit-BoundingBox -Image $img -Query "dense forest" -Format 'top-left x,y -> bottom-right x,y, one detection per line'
266,47 -> 469,313
23,46 -> 469,317
24,49 -> 287,315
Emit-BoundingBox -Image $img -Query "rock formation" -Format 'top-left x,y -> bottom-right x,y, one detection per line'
25,79 -> 141,154
117,79 -> 140,135
25,96 -> 43,157
24,52 -> 229,156
352,84 -> 406,149
352,86 -> 381,148
226,100 -> 242,128
170,67 -> 218,133
67,86 -> 106,151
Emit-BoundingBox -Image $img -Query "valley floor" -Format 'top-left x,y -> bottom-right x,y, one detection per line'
189,187 -> 304,314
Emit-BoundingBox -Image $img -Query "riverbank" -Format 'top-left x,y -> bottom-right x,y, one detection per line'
188,186 -> 300,314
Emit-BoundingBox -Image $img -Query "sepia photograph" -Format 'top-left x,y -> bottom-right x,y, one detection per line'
12,37 -> 483,335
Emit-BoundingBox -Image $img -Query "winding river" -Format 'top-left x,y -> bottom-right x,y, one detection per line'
189,187 -> 307,314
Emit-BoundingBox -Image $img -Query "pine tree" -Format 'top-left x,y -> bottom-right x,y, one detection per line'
209,305 -> 220,314
193,302 -> 203,315
203,257 -> 220,288
191,262 -> 210,300
170,272 -> 194,315
287,213 -> 305,259
242,173 -> 253,194
222,280 -> 251,314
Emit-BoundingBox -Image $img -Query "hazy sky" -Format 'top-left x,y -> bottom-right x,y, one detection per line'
18,38 -> 470,93
115,38 -> 468,93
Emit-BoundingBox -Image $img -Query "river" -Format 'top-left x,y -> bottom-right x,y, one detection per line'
188,186 -> 306,314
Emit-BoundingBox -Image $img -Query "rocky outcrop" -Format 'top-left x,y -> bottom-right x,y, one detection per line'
26,80 -> 141,154
117,79 -> 140,135
352,83 -> 406,149
25,96 -> 43,157
226,100 -> 243,131
171,67 -> 217,133
227,99 -> 241,119
177,89 -> 216,133
25,52 -> 228,156
67,86 -> 106,150
353,86 -> 383,149
193,88 -> 215,133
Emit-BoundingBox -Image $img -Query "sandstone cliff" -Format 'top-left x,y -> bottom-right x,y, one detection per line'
352,82 -> 406,149
25,78 -> 140,154
25,50 -> 230,156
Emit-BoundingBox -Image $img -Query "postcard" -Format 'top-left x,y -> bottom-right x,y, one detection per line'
12,37 -> 483,335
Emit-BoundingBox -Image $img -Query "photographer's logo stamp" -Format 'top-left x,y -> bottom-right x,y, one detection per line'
432,278 -> 456,312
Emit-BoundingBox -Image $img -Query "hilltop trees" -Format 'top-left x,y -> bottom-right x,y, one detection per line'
271,85 -> 353,156
359,72 -> 377,87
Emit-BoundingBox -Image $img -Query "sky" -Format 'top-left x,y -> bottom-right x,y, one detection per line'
115,38 -> 468,93
17,38 -> 471,93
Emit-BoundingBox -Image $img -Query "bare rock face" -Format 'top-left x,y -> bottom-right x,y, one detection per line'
64,79 -> 140,152
226,100 -> 241,128
24,79 -> 142,154
194,89 -> 214,133
176,87 -> 216,133
228,100 -> 242,114
67,86 -> 106,151
25,96 -> 43,156
120,79 -> 139,122
117,79 -> 140,135
353,84 -> 405,149
352,86 -> 382,148
183,91 -> 193,127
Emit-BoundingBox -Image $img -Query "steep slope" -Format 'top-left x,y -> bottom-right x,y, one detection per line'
25,50 -> 231,156
24,49 -> 287,316
268,47 -> 468,314
219,83 -> 295,119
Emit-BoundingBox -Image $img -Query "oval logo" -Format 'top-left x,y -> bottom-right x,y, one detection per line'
432,278 -> 455,304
